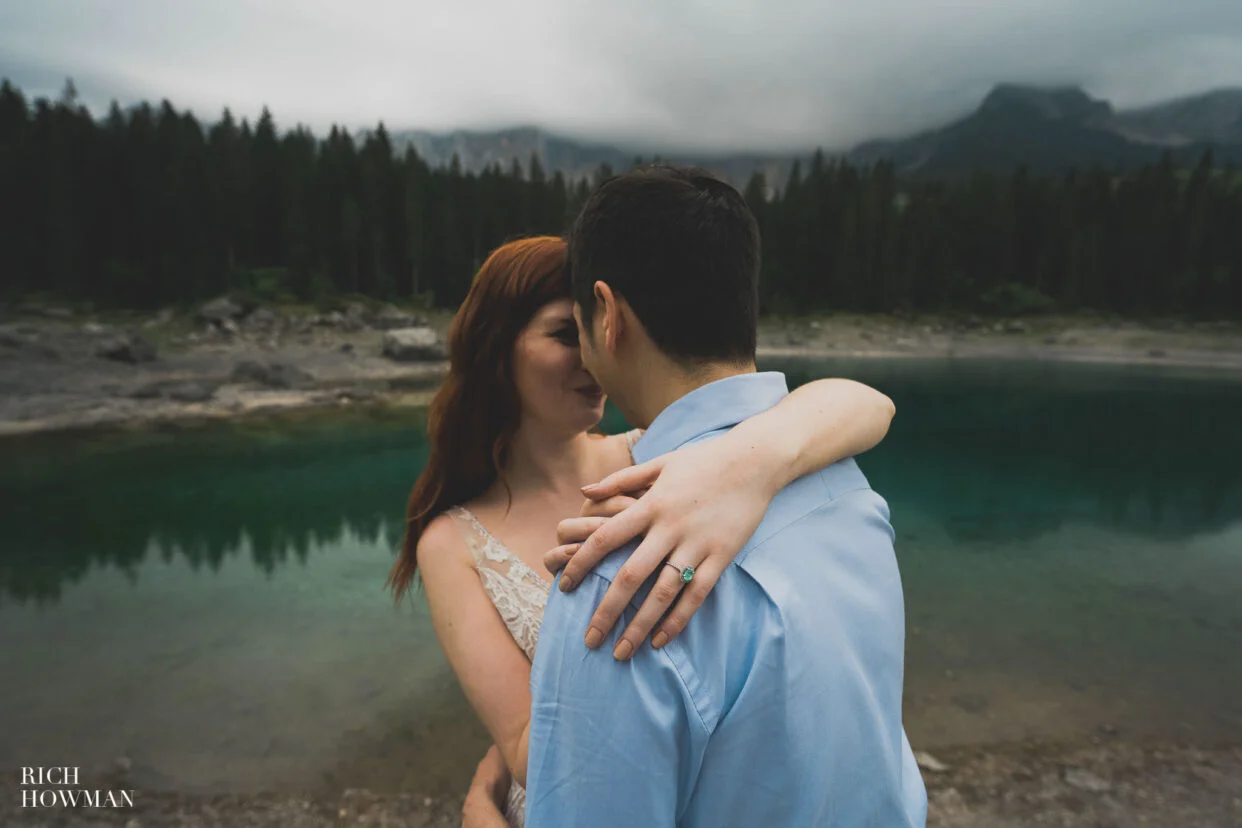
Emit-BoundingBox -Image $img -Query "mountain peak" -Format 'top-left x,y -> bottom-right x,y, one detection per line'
980,84 -> 1113,123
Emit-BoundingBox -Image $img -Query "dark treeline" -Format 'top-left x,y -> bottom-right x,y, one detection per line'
3,80 -> 1241,317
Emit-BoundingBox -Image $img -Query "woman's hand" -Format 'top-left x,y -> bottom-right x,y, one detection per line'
547,377 -> 894,661
544,495 -> 639,574
551,437 -> 784,661
461,745 -> 511,828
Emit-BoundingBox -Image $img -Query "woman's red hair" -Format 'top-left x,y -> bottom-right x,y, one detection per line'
387,236 -> 570,601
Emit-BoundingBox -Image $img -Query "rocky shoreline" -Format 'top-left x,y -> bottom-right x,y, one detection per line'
3,300 -> 1240,438
3,740 -> 1239,827
0,300 -> 451,437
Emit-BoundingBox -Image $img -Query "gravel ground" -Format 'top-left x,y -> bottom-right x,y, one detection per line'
3,741 -> 1239,827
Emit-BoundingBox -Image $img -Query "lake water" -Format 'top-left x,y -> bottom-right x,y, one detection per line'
2,358 -> 1241,797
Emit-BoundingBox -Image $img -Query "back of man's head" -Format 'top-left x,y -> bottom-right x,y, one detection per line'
568,165 -> 760,366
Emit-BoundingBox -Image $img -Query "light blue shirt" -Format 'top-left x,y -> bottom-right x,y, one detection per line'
527,372 -> 927,827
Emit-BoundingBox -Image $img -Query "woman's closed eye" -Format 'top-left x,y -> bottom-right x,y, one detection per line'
552,326 -> 578,346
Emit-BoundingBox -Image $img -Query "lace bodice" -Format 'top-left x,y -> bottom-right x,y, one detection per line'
447,506 -> 551,661
445,429 -> 641,827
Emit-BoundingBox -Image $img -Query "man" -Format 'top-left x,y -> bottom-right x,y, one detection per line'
526,166 -> 927,826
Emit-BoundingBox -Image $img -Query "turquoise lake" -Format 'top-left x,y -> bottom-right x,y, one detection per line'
2,357 -> 1240,797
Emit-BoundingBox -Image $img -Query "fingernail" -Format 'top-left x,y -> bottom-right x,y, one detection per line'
651,631 -> 669,649
559,574 -> 575,592
580,485 -> 598,496
585,627 -> 603,648
613,640 -> 633,661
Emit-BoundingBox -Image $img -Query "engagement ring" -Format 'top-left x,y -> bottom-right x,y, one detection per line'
664,561 -> 695,583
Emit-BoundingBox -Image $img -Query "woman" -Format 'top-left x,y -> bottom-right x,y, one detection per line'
388,237 -> 896,827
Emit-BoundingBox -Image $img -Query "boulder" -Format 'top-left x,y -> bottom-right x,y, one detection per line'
0,327 -> 24,349
373,304 -> 421,330
129,381 -> 219,402
198,297 -> 245,325
96,334 -> 157,364
343,302 -> 372,327
318,311 -> 346,328
143,308 -> 175,329
230,360 -> 314,389
1003,319 -> 1029,334
166,382 -> 219,403
242,307 -> 280,332
382,327 -> 446,362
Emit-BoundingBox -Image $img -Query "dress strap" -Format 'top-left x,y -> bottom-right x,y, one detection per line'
445,506 -> 492,568
623,428 -> 643,457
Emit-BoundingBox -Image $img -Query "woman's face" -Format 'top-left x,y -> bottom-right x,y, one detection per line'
513,299 -> 606,434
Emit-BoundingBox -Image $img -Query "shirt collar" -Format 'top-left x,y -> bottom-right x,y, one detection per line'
630,372 -> 790,464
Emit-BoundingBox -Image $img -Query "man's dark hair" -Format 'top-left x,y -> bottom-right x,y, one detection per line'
568,165 -> 760,365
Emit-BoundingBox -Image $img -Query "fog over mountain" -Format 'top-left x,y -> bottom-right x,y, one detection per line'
2,0 -> 1240,154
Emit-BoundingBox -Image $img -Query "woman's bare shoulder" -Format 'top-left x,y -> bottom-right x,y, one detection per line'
415,510 -> 472,573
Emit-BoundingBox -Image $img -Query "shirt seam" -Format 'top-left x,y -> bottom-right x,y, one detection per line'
572,569 -> 713,736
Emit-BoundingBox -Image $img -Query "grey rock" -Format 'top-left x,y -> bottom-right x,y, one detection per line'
1063,767 -> 1111,793
319,311 -> 346,327
1004,319 -> 1029,334
142,308 -> 175,328
82,321 -> 110,335
914,751 -> 951,773
373,305 -> 420,330
344,301 -> 372,325
243,306 -> 280,331
219,318 -> 240,336
127,383 -> 165,400
382,327 -> 446,362
166,382 -> 218,403
198,296 -> 245,324
96,334 -> 157,363
43,306 -> 73,319
339,342 -> 355,354
231,360 -> 314,389
964,315 -> 984,330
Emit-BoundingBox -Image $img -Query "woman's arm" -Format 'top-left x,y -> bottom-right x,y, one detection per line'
418,516 -> 533,788
546,377 -> 895,660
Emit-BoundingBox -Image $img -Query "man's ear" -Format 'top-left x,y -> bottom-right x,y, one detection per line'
593,281 -> 624,353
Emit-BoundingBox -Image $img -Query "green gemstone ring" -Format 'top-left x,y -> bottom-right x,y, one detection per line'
665,561 -> 695,584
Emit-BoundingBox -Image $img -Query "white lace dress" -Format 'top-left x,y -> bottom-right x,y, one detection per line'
445,429 -> 640,828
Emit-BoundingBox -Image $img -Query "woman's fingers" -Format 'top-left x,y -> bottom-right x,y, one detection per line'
579,494 -> 638,519
610,553 -> 712,661
542,543 -> 580,575
559,500 -> 653,592
649,556 -> 723,649
556,515 -> 608,547
581,529 -> 673,649
581,456 -> 665,501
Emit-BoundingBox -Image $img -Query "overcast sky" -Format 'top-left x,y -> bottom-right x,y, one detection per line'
2,0 -> 1240,152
